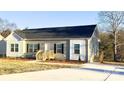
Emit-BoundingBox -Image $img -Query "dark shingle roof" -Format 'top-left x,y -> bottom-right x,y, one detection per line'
1,30 -> 11,38
15,24 -> 97,39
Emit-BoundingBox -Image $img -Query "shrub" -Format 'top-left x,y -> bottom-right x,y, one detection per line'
35,50 -> 44,61
35,50 -> 56,61
47,50 -> 55,60
55,53 -> 65,61
21,53 -> 36,59
94,55 -> 99,62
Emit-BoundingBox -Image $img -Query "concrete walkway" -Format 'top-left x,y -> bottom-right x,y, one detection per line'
0,63 -> 124,81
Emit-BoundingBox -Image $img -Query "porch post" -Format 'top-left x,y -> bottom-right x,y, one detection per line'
66,40 -> 70,60
44,43 -> 48,51
23,41 -> 27,54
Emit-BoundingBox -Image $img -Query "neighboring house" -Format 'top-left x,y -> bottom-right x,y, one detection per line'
1,30 -> 11,38
0,34 -> 6,56
5,24 -> 99,62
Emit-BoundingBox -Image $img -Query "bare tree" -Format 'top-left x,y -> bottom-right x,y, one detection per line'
0,18 -> 17,31
98,11 -> 124,61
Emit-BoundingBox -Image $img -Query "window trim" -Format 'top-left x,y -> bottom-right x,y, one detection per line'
74,44 -> 80,54
27,44 -> 40,53
28,44 -> 33,52
11,44 -> 19,52
55,43 -> 64,54
15,44 -> 19,52
11,44 -> 14,52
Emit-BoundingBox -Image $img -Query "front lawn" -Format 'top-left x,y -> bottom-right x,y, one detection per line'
103,61 -> 124,66
0,61 -> 72,75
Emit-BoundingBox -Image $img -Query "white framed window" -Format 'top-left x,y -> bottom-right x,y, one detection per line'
27,44 -> 40,53
74,44 -> 80,54
28,44 -> 33,52
34,44 -> 39,52
11,44 -> 19,52
54,44 -> 64,54
56,44 -> 62,53
15,44 -> 19,52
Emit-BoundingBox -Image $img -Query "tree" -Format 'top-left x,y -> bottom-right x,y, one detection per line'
0,18 -> 17,31
116,29 -> 124,61
98,11 -> 124,61
99,32 -> 113,61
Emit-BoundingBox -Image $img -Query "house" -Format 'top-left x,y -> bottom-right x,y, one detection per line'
0,34 -> 6,56
5,24 -> 99,62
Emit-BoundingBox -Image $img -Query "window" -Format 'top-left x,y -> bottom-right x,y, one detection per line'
11,44 -> 14,52
74,44 -> 80,54
28,44 -> 33,52
54,44 -> 64,54
11,44 -> 19,52
34,44 -> 39,52
27,44 -> 40,53
15,44 -> 19,52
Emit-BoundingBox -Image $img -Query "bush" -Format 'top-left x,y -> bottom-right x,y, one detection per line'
35,50 -> 44,61
35,50 -> 56,61
21,53 -> 36,59
55,53 -> 65,61
47,50 -> 55,60
93,55 -> 99,62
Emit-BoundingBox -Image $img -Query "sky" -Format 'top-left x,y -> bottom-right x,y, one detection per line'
0,11 -> 99,29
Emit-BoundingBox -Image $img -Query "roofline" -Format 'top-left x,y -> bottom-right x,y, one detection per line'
5,31 -> 24,41
1,34 -> 4,38
24,37 -> 90,41
90,24 -> 98,38
22,24 -> 97,31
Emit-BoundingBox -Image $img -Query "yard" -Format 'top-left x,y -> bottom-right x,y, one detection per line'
0,58 -> 73,75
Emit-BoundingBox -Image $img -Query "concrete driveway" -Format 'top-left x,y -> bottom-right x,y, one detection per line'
0,63 -> 124,81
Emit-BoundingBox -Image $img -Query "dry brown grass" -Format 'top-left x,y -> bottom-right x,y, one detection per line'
0,58 -> 72,75
103,61 -> 124,66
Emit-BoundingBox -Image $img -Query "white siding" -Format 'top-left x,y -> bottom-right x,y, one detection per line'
70,40 -> 86,61
88,29 -> 99,62
6,33 -> 24,57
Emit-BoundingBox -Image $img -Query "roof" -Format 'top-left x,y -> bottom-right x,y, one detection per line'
15,24 -> 97,39
1,30 -> 11,38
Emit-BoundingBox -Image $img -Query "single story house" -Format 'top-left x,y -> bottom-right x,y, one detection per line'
5,24 -> 99,62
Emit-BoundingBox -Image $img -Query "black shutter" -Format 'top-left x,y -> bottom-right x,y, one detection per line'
38,44 -> 40,50
54,44 -> 56,53
27,44 -> 29,53
62,44 -> 64,54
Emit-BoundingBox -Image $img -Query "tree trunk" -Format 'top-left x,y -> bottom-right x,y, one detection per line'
99,51 -> 104,63
114,31 -> 117,62
113,43 -> 116,61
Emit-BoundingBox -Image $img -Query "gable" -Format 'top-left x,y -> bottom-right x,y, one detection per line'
5,32 -> 23,42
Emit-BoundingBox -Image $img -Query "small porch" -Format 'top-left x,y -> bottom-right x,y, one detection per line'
23,40 -> 68,60
22,39 -> 87,62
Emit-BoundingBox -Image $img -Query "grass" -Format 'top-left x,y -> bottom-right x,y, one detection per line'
103,61 -> 124,66
0,61 -> 73,75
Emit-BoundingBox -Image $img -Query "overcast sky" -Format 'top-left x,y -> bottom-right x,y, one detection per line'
0,11 -> 99,29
